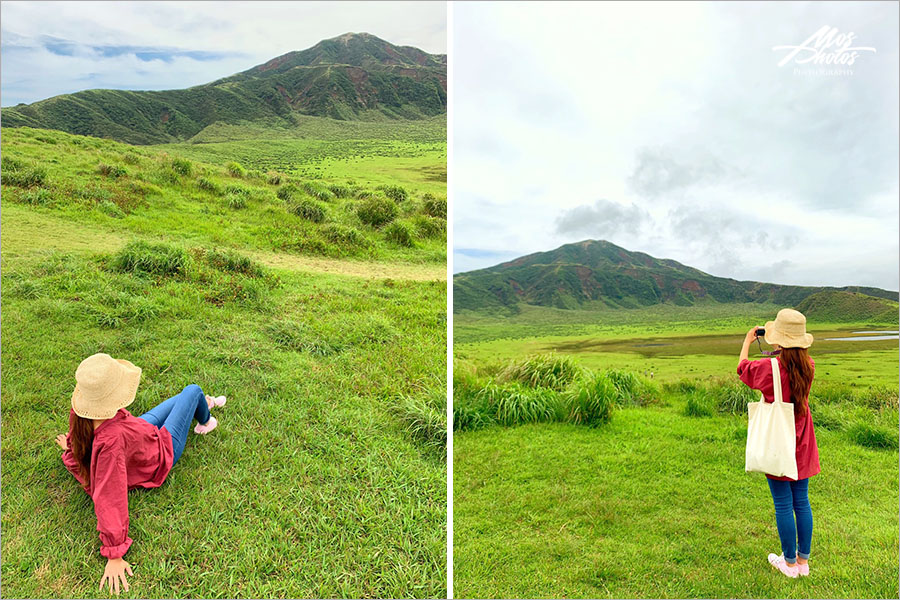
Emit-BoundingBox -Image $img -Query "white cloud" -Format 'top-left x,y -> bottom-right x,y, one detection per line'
452,1 -> 899,290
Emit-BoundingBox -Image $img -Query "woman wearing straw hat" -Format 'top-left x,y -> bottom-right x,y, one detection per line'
738,308 -> 820,579
53,353 -> 226,594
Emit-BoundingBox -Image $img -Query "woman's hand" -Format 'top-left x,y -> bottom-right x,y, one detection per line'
745,327 -> 760,342
740,326 -> 761,363
55,434 -> 67,451
100,557 -> 133,595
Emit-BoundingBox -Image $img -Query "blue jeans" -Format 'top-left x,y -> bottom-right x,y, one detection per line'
138,384 -> 210,464
767,478 -> 813,563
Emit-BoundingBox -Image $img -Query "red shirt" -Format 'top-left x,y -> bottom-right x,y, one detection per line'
737,357 -> 821,481
61,409 -> 174,558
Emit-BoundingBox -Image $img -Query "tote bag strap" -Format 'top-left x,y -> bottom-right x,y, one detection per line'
770,357 -> 784,404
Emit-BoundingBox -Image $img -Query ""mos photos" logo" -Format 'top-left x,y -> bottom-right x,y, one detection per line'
772,25 -> 876,70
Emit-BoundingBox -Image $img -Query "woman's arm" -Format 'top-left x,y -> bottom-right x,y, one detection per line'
91,440 -> 135,592
739,327 -> 759,365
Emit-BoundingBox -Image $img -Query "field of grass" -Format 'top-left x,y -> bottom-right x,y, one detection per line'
2,116 -> 447,597
453,305 -> 898,598
2,125 -> 446,265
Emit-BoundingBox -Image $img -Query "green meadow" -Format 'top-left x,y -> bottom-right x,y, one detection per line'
453,306 -> 899,598
1,122 -> 447,598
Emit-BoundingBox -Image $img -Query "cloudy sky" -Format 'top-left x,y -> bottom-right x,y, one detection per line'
1,1 -> 446,106
453,1 -> 899,290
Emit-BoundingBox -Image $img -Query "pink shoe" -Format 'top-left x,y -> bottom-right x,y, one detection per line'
206,395 -> 227,408
194,415 -> 218,435
797,563 -> 809,577
767,553 -> 799,578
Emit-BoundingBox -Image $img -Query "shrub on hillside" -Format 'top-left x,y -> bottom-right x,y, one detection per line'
422,194 -> 447,219
195,248 -> 266,279
605,369 -> 661,406
2,156 -> 49,188
392,391 -> 447,453
327,183 -> 351,198
291,198 -> 327,223
357,195 -> 399,227
499,354 -> 581,391
300,181 -> 336,202
276,183 -> 299,201
226,193 -> 247,209
122,152 -> 141,165
320,224 -> 368,249
410,214 -> 446,239
17,188 -> 54,206
384,221 -> 415,247
564,372 -> 615,427
197,177 -> 222,195
377,184 -> 408,203
225,161 -> 246,177
111,241 -> 192,278
171,158 -> 193,177
266,172 -> 285,185
97,163 -> 128,179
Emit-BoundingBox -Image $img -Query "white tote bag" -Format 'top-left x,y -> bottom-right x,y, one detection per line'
745,357 -> 798,479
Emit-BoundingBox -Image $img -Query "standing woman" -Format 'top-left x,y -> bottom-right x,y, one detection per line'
54,353 -> 226,594
737,309 -> 820,579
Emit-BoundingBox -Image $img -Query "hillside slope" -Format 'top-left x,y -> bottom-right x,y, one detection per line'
795,290 -> 899,323
453,240 -> 898,315
1,33 -> 447,145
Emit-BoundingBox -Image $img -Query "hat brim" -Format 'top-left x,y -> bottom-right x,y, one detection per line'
763,320 -> 814,349
71,360 -> 141,419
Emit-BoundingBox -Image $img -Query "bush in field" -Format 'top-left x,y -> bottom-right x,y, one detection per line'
846,421 -> 898,449
377,184 -> 408,203
2,156 -> 49,188
226,161 -> 246,177
300,181 -> 336,202
357,195 -> 398,227
422,194 -> 447,219
18,188 -> 53,206
705,378 -> 756,414
122,152 -> 141,165
499,354 -> 581,391
266,172 -> 284,185
97,163 -> 128,179
111,241 -> 192,278
276,183 -> 299,201
195,248 -> 266,278
478,382 -> 561,427
292,199 -> 327,223
320,224 -> 368,249
384,221 -> 415,247
226,193 -> 247,209
452,368 -> 497,431
392,391 -> 447,452
98,200 -> 125,218
327,183 -> 351,198
684,390 -> 715,417
605,369 -> 661,406
410,214 -> 446,239
171,158 -> 193,177
197,177 -> 222,195
564,372 -> 615,426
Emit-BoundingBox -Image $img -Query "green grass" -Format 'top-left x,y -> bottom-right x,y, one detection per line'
453,403 -> 898,599
2,114 -> 447,597
1,126 -> 446,265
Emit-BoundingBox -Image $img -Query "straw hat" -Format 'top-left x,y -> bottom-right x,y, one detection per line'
71,353 -> 142,419
764,308 -> 814,349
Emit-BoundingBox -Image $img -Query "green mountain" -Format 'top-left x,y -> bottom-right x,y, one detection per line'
1,33 -> 446,145
453,240 -> 899,316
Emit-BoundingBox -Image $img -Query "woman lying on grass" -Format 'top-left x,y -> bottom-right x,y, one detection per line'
738,308 -> 820,579
54,353 -> 226,594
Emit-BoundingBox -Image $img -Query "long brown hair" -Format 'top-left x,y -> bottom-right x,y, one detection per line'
779,347 -> 814,418
68,411 -> 94,485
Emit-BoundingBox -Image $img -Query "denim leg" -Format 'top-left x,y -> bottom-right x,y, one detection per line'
791,478 -> 812,559
157,384 -> 210,465
767,478 -> 798,562
138,395 -> 180,428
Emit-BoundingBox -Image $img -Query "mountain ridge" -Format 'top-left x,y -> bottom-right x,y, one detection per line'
453,239 -> 899,316
1,33 -> 447,145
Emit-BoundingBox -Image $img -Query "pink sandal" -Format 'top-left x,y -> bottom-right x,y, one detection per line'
767,553 -> 799,578
194,415 -> 218,435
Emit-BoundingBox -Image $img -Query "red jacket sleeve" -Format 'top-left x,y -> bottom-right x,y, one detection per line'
90,439 -> 133,559
737,358 -> 767,391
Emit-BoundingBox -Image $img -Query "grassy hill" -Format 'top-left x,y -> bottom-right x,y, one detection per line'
1,33 -> 447,145
796,290 -> 899,323
1,126 -> 446,264
453,240 -> 898,319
